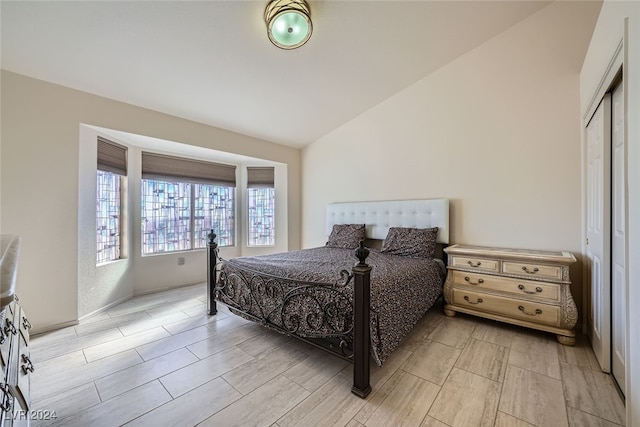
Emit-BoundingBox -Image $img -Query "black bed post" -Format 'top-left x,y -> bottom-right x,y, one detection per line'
351,241 -> 372,398
207,230 -> 218,315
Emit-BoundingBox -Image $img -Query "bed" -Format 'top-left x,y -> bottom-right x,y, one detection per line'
207,199 -> 450,397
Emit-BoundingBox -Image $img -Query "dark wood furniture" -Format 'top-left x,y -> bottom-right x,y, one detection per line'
207,234 -> 373,397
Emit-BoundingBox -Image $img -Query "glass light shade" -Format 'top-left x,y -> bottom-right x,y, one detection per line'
265,0 -> 312,50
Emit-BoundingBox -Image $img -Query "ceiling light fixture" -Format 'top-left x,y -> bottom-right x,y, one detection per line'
264,0 -> 312,50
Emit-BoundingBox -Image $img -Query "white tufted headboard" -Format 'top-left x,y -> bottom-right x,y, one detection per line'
326,199 -> 449,244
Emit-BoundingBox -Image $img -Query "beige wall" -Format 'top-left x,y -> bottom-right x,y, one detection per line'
580,1 -> 640,424
0,70 -> 301,332
303,2 -> 586,316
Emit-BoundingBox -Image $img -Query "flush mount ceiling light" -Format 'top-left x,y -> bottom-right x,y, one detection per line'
264,0 -> 312,50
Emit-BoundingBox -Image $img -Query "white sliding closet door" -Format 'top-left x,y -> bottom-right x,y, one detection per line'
611,81 -> 626,393
586,94 -> 611,372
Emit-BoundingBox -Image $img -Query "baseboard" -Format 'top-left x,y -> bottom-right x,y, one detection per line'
31,319 -> 79,336
133,281 -> 205,297
78,294 -> 133,322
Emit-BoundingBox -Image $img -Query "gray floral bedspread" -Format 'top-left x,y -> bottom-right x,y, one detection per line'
216,246 -> 446,366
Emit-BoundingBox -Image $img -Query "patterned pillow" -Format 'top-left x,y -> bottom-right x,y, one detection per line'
326,224 -> 366,249
381,227 -> 439,258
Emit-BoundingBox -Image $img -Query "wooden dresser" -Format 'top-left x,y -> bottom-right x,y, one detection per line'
442,245 -> 578,345
0,298 -> 34,427
0,298 -> 33,426
1,235 -> 33,426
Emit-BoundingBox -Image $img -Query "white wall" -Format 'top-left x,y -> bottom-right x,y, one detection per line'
0,71 -> 301,332
580,1 -> 640,424
302,2 -> 591,317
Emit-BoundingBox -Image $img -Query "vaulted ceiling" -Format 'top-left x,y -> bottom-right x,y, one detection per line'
1,1 -> 600,148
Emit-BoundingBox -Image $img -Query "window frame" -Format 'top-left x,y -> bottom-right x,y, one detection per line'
140,178 -> 236,255
96,170 -> 123,264
247,186 -> 276,247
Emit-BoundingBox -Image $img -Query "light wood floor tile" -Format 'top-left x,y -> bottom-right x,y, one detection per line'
429,367 -> 501,427
31,383 -> 100,427
31,349 -> 143,402
83,326 -> 171,362
49,381 -> 171,427
163,311 -> 229,335
494,411 -> 536,427
124,377 -> 242,426
204,313 -> 252,334
79,311 -> 112,324
420,416 -> 450,427
235,329 -> 293,357
159,346 -> 254,397
499,365 -> 568,426
134,325 -> 216,361
182,303 -> 220,318
118,311 -> 189,336
187,323 -> 264,359
276,371 -> 366,427
509,332 -> 561,379
29,285 -> 626,427
455,337 -> 509,382
31,327 -> 124,363
283,348 -> 349,392
144,298 -> 206,318
74,312 -> 150,337
428,316 -> 477,349
106,297 -> 170,318
161,284 -> 206,300
567,406 -> 624,427
471,319 -> 518,348
370,347 -> 412,389
95,347 -> 198,401
402,339 -> 461,385
222,344 -> 309,394
560,362 -> 626,425
31,350 -> 86,376
558,334 -> 602,372
355,370 -> 439,427
399,308 -> 445,352
30,327 -> 77,347
198,375 -> 310,427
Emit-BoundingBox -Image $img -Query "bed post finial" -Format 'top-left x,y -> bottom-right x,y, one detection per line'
208,230 -> 217,247
355,240 -> 369,267
351,240 -> 372,398
207,230 -> 218,316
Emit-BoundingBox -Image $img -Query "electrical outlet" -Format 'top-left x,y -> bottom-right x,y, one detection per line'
177,257 -> 185,266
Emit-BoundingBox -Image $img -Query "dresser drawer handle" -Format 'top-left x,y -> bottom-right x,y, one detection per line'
22,316 -> 31,330
521,266 -> 539,274
4,320 -> 16,336
0,383 -> 10,412
467,260 -> 482,267
463,295 -> 483,305
21,354 -> 34,375
518,305 -> 542,316
464,276 -> 484,285
518,284 -> 543,294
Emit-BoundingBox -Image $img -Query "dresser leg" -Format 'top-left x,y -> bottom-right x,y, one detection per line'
444,308 -> 456,317
557,334 -> 575,346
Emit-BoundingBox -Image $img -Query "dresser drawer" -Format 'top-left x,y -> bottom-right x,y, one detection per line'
502,261 -> 562,281
451,271 -> 559,302
452,288 -> 560,326
450,256 -> 499,273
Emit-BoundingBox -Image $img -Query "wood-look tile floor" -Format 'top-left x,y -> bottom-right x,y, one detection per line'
29,284 -> 626,427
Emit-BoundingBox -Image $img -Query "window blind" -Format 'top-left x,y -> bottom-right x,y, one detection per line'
97,137 -> 128,176
141,152 -> 236,187
247,167 -> 274,188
